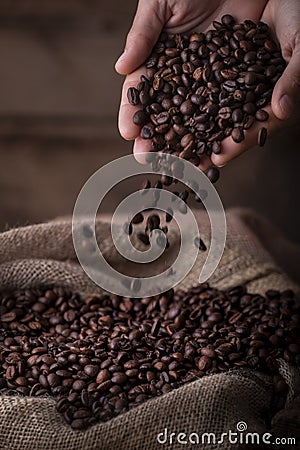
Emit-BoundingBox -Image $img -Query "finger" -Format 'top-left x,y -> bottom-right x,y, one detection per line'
115,0 -> 167,75
133,137 -> 153,163
202,0 -> 268,33
199,155 -> 212,172
118,67 -> 146,140
271,49 -> 300,120
211,106 -> 282,167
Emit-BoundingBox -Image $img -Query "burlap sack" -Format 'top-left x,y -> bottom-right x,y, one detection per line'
0,208 -> 299,450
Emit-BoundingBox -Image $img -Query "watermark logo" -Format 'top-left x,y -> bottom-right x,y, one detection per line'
72,153 -> 226,297
157,421 -> 296,446
236,421 -> 247,432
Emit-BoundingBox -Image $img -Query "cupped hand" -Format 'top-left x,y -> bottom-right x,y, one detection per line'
116,0 -> 300,167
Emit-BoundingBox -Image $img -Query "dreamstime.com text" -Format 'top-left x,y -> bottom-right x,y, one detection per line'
157,422 -> 296,446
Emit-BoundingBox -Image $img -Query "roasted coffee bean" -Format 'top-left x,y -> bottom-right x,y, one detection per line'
84,365 -> 99,378
165,208 -> 173,223
146,214 -> 160,232
133,110 -> 148,126
137,233 -> 150,246
180,100 -> 196,115
123,222 -> 133,236
255,109 -> 269,121
198,356 -> 211,371
231,126 -> 244,143
258,127 -> 268,147
212,141 -> 221,154
232,108 -> 243,123
131,212 -> 144,225
221,14 -> 235,27
194,237 -> 207,251
206,167 -> 220,184
140,179 -> 151,192
127,87 -> 140,106
243,115 -> 254,130
161,175 -> 173,186
1,312 -> 17,322
141,124 -> 155,139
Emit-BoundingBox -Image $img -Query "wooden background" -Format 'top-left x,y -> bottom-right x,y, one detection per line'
0,0 -> 299,254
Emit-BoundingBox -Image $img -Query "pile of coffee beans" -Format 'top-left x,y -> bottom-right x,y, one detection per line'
128,15 -> 286,182
1,284 -> 299,430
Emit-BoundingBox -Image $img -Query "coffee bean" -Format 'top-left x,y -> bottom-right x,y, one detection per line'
71,419 -> 87,430
111,372 -> 127,385
123,222 -> 133,236
212,141 -> 221,154
232,108 -> 243,123
206,167 -> 220,183
84,365 -> 99,378
201,348 -> 216,358
194,237 -> 207,251
180,100 -> 196,115
146,214 -> 160,232
198,356 -> 211,371
141,124 -> 155,139
131,212 -> 144,224
165,208 -> 173,223
137,232 -> 150,246
231,126 -> 244,143
140,179 -> 151,192
258,127 -> 267,146
243,102 -> 256,115
96,369 -> 110,385
127,87 -> 140,105
161,174 -> 173,186
243,115 -> 254,130
255,109 -> 269,121
218,107 -> 232,120
221,69 -> 238,80
1,312 -> 17,322
221,14 -> 235,27
133,110 -> 148,126
72,380 -> 85,392
48,373 -> 61,388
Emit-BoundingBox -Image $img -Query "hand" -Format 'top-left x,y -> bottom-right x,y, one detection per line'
116,0 -> 300,168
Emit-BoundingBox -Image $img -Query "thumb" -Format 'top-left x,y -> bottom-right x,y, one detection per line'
115,0 -> 167,75
272,47 -> 300,120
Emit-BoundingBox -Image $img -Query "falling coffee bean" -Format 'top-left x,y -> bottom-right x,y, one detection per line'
194,236 -> 207,251
258,127 -> 268,147
206,167 -> 220,184
127,87 -> 140,106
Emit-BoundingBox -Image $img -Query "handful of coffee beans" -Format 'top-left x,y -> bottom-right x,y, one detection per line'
128,15 -> 286,182
1,284 -> 299,430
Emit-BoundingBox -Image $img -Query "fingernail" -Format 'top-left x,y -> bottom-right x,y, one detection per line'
279,94 -> 293,119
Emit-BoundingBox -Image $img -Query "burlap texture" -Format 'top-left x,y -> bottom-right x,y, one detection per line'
0,208 -> 299,450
